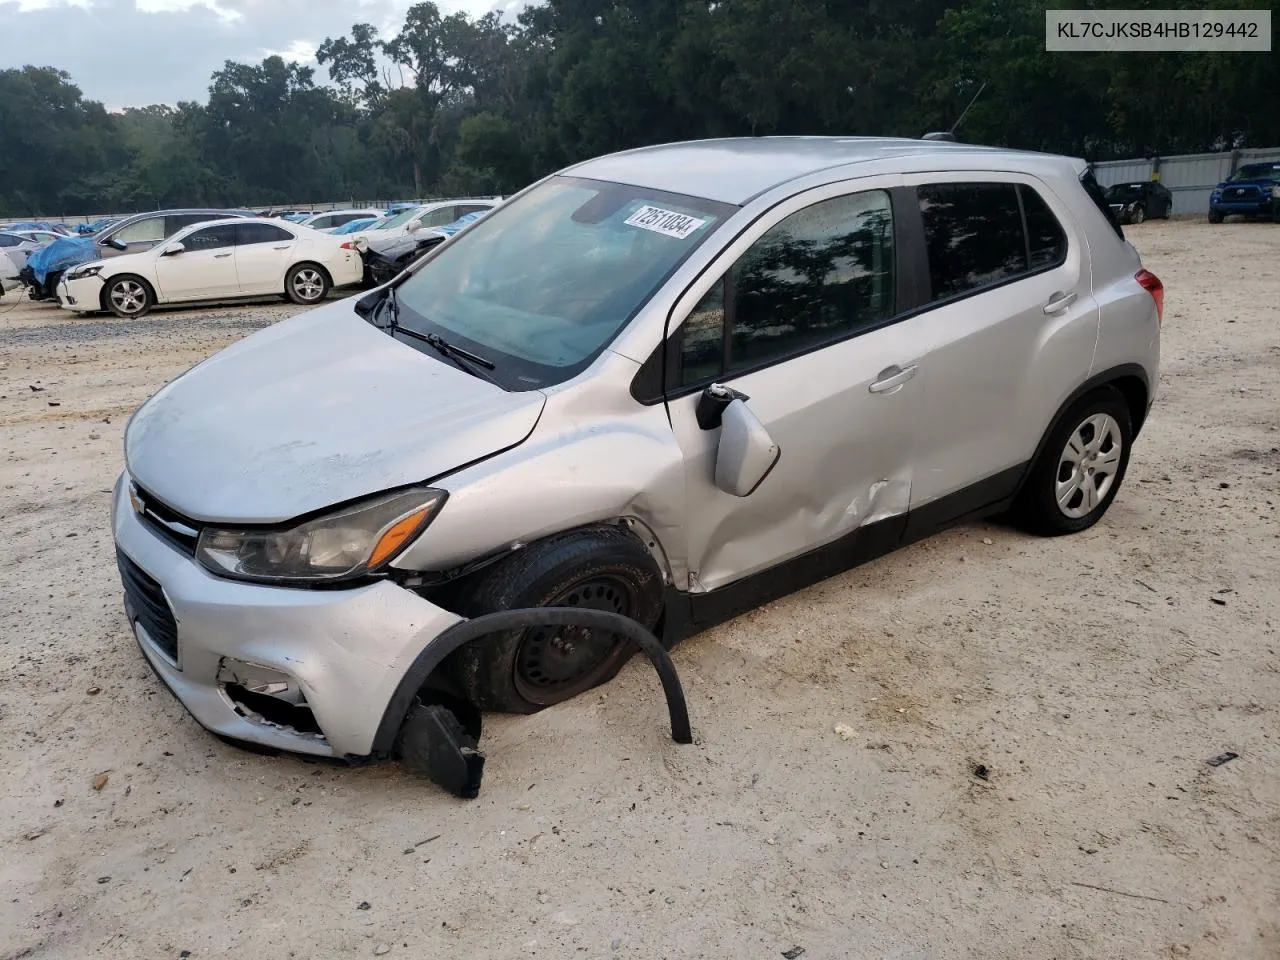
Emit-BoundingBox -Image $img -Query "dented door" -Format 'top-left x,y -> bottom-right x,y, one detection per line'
662,183 -> 919,593
666,321 -> 921,592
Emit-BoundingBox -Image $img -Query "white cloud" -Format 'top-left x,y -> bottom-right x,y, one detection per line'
261,39 -> 318,64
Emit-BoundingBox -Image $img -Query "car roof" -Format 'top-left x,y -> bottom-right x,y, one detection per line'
566,136 -> 1077,205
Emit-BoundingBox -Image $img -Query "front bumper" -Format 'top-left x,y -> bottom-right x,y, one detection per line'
1210,197 -> 1277,216
58,274 -> 102,311
111,475 -> 461,757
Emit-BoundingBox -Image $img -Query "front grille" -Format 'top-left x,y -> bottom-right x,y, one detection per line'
117,548 -> 179,662
1228,186 -> 1261,199
132,483 -> 201,555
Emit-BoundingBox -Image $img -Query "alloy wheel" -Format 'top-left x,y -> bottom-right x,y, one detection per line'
292,268 -> 325,302
110,280 -> 146,315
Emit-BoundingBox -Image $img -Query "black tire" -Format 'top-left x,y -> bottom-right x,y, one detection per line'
104,274 -> 154,318
448,525 -> 665,713
1013,387 -> 1133,537
1208,210 -> 1224,224
285,262 -> 331,305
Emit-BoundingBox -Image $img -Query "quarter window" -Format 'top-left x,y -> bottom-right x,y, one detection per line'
678,190 -> 895,384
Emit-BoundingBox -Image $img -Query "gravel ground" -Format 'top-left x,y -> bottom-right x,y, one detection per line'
2,223 -> 1278,960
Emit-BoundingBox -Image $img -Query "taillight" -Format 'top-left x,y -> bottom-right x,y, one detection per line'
340,241 -> 356,250
1136,268 -> 1164,324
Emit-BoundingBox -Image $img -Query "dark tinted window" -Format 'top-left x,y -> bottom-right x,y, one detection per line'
679,190 -> 895,383
237,223 -> 295,245
1079,170 -> 1124,239
330,213 -> 364,227
456,204 -> 491,217
918,183 -> 1026,300
166,213 -> 220,235
1019,185 -> 1068,269
0,234 -> 20,247
182,224 -> 237,251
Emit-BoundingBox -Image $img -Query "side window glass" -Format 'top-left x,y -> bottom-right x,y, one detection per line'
419,207 -> 457,228
729,190 -> 894,370
236,223 -> 294,245
1019,185 -> 1067,269
918,183 -> 1025,300
679,279 -> 726,384
166,214 -> 217,236
182,225 -> 237,251
112,217 -> 166,244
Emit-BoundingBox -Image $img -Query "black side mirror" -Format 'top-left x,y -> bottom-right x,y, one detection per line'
104,237 -> 128,251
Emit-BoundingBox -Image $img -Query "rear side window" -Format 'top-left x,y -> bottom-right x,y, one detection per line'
166,214 -> 220,235
419,206 -> 458,228
917,182 -> 1070,301
237,223 -> 295,245
918,183 -> 1026,300
1020,185 -> 1068,269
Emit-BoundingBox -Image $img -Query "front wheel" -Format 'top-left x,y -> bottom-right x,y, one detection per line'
285,263 -> 330,305
447,526 -> 665,713
1208,210 -> 1224,224
105,275 -> 153,318
1013,388 -> 1133,536
1130,204 -> 1146,224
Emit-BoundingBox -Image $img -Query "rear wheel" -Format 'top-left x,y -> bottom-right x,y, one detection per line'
285,263 -> 330,305
105,275 -> 153,318
1013,388 -> 1133,536
447,526 -> 665,713
1130,204 -> 1146,224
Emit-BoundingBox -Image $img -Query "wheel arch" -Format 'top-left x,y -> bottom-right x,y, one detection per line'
99,272 -> 156,312
1015,364 -> 1150,498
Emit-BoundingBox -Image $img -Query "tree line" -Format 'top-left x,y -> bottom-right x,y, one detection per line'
1,0 -> 1277,218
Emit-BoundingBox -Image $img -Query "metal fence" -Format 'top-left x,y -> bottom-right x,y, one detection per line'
1091,148 -> 1280,215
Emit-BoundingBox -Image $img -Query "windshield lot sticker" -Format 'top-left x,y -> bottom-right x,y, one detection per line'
624,206 -> 707,240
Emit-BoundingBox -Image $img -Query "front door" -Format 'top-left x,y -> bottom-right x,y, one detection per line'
153,223 -> 238,301
234,222 -> 299,294
662,181 -> 921,601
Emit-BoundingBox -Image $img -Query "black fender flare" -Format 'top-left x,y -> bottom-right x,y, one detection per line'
370,607 -> 693,757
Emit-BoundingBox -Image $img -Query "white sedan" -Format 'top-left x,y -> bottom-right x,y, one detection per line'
56,218 -> 362,318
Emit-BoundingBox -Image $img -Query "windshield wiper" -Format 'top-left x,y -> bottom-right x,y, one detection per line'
374,286 -> 501,385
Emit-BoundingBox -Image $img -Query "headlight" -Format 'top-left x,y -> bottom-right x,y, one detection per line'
68,264 -> 103,280
196,487 -> 446,584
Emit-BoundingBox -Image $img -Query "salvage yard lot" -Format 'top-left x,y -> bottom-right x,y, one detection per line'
1,221 -> 1278,959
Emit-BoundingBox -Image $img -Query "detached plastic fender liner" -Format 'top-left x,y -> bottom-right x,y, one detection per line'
372,607 -> 694,759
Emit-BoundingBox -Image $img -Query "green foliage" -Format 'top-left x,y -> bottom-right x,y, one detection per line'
2,0 -> 1278,217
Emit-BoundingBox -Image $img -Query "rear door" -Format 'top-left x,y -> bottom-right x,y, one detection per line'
153,224 -> 239,301
900,175 -> 1098,530
234,222 -> 299,294
663,178 -> 923,594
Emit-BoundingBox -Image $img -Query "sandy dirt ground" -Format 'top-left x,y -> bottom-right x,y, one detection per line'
1,221 -> 1278,960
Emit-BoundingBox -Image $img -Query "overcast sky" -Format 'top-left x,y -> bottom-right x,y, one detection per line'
1,0 -> 522,109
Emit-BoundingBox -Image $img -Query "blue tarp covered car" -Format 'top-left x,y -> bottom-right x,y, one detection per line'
25,234 -> 96,286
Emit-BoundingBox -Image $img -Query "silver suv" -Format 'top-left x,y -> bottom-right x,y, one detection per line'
114,137 -> 1162,761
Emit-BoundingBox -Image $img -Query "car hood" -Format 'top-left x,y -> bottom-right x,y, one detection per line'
1216,179 -> 1278,189
124,302 -> 547,524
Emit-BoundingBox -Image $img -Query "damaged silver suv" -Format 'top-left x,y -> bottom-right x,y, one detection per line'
114,137 -> 1162,762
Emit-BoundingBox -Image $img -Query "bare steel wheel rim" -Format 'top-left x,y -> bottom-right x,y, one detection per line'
1055,413 -> 1123,519
292,268 -> 324,301
513,576 -> 634,705
110,280 -> 146,314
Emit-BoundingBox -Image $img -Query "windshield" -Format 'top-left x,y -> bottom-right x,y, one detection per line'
1231,164 -> 1280,182
393,176 -> 733,390
377,207 -> 424,230
1107,184 -> 1145,198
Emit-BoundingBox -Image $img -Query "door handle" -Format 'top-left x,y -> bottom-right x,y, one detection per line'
1043,291 -> 1078,315
272,245 -> 292,250
214,253 -> 232,259
869,364 -> 918,395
